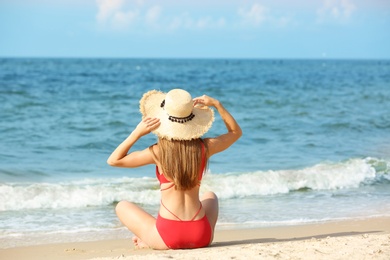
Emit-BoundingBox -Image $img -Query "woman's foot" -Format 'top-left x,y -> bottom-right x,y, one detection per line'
132,236 -> 149,249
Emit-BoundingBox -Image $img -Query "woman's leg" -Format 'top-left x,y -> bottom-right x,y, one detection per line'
200,191 -> 219,244
115,200 -> 168,250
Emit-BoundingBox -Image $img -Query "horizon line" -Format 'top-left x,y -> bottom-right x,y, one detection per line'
1,56 -> 390,61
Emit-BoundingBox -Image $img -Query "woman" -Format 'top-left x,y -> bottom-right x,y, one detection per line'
107,89 -> 242,250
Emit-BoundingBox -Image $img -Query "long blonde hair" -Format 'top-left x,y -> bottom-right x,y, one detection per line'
156,138 -> 207,190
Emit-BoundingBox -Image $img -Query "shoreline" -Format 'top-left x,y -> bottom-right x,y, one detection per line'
2,217 -> 389,260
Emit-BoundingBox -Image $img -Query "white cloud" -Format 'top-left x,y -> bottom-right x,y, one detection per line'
168,13 -> 193,31
317,0 -> 357,22
167,13 -> 226,31
217,18 -> 227,27
94,1 -> 295,33
238,3 -> 268,27
195,16 -> 226,29
145,5 -> 162,25
275,16 -> 293,28
96,0 -> 139,30
96,0 -> 123,23
95,1 -> 226,32
111,10 -> 139,30
236,3 -> 294,29
197,16 -> 212,29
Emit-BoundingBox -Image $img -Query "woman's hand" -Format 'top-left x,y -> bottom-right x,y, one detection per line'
193,95 -> 219,108
134,117 -> 160,137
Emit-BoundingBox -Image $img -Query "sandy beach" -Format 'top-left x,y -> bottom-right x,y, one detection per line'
2,217 -> 389,260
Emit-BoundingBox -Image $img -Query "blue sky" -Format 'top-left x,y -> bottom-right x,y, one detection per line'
1,0 -> 389,59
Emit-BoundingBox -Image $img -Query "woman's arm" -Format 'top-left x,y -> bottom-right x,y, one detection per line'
193,95 -> 242,157
107,117 -> 160,168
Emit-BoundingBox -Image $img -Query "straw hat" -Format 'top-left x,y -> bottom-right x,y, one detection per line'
140,89 -> 214,140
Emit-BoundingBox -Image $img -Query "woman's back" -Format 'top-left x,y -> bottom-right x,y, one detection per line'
151,140 -> 212,248
151,140 -> 207,221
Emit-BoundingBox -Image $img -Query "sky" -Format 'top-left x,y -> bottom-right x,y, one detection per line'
0,0 -> 389,59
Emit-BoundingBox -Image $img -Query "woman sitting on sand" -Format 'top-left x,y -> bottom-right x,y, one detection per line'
107,89 -> 242,249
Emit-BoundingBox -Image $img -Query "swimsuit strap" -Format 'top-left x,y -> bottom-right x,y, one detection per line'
160,200 -> 182,221
160,200 -> 203,221
190,203 -> 203,221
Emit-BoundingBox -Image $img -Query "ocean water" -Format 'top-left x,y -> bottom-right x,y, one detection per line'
1,58 -> 390,248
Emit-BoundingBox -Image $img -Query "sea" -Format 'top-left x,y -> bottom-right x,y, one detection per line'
1,58 -> 390,248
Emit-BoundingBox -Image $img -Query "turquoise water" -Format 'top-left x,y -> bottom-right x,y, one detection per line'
1,58 -> 390,248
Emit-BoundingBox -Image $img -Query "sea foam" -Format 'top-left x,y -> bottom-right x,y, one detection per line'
0,157 -> 388,211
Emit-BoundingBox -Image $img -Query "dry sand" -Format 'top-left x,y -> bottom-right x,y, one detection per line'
1,217 -> 389,260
